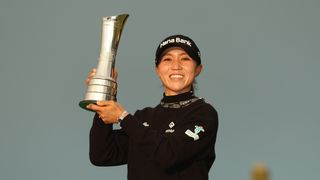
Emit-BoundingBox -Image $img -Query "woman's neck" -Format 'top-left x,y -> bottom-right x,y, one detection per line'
164,87 -> 192,96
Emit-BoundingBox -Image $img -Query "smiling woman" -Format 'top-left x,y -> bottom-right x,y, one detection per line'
87,34 -> 219,180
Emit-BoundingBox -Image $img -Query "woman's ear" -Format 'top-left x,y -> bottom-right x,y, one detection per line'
155,66 -> 160,77
195,64 -> 203,77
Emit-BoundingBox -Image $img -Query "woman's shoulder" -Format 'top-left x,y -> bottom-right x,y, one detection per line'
191,98 -> 219,129
133,106 -> 156,116
192,98 -> 218,115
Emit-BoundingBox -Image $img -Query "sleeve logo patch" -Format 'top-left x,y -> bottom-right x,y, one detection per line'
185,125 -> 205,141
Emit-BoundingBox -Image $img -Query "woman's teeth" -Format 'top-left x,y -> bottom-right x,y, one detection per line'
170,74 -> 183,79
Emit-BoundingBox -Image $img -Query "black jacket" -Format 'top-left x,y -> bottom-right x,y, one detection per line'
89,92 -> 218,180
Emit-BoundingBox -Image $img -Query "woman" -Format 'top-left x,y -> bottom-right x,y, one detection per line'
86,34 -> 218,180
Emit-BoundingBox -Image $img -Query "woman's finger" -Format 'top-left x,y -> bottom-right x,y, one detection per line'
87,104 -> 102,112
96,100 -> 114,106
112,68 -> 118,81
85,68 -> 97,85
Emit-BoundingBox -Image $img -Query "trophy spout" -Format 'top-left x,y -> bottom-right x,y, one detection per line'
79,14 -> 129,111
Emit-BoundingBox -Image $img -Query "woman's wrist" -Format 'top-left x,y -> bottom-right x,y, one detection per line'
118,110 -> 129,123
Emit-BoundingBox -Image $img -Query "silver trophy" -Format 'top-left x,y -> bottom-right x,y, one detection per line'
79,14 -> 129,111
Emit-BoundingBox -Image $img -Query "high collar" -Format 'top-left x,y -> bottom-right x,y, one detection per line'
161,91 -> 195,103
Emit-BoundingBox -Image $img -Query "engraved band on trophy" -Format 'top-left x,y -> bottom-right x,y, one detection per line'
79,14 -> 129,111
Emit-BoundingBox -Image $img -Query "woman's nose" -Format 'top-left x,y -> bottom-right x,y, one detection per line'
171,59 -> 182,69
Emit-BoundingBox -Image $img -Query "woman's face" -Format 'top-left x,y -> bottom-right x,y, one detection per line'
156,47 -> 202,96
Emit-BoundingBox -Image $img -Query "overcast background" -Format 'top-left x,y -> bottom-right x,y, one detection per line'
0,0 -> 319,179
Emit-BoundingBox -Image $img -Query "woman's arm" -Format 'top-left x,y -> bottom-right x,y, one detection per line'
89,113 -> 129,166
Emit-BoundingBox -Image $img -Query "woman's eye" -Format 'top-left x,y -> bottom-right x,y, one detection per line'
181,57 -> 191,61
162,58 -> 171,62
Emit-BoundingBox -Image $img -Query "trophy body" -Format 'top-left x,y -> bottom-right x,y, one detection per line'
79,14 -> 129,111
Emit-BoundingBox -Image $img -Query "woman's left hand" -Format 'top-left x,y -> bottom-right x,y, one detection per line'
87,101 -> 125,124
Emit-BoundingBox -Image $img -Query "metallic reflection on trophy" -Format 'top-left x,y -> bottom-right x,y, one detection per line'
79,14 -> 129,111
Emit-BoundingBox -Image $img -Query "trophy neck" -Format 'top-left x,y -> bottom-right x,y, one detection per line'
96,14 -> 129,79
100,14 -> 129,56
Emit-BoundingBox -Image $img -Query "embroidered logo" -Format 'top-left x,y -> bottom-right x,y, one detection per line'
142,122 -> 150,127
185,125 -> 205,141
165,121 -> 175,133
169,122 -> 175,129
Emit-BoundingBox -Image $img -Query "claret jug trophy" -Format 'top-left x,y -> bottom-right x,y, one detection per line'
79,14 -> 129,111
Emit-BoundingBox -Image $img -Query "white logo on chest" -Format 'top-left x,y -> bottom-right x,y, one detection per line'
165,121 -> 175,133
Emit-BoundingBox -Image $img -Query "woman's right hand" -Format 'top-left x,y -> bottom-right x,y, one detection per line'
85,68 -> 96,86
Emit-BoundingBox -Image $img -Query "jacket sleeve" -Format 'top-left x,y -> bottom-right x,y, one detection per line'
89,113 -> 129,166
120,105 -> 218,169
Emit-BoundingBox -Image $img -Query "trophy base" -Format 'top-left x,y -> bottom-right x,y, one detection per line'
79,100 -> 97,112
79,77 -> 117,112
